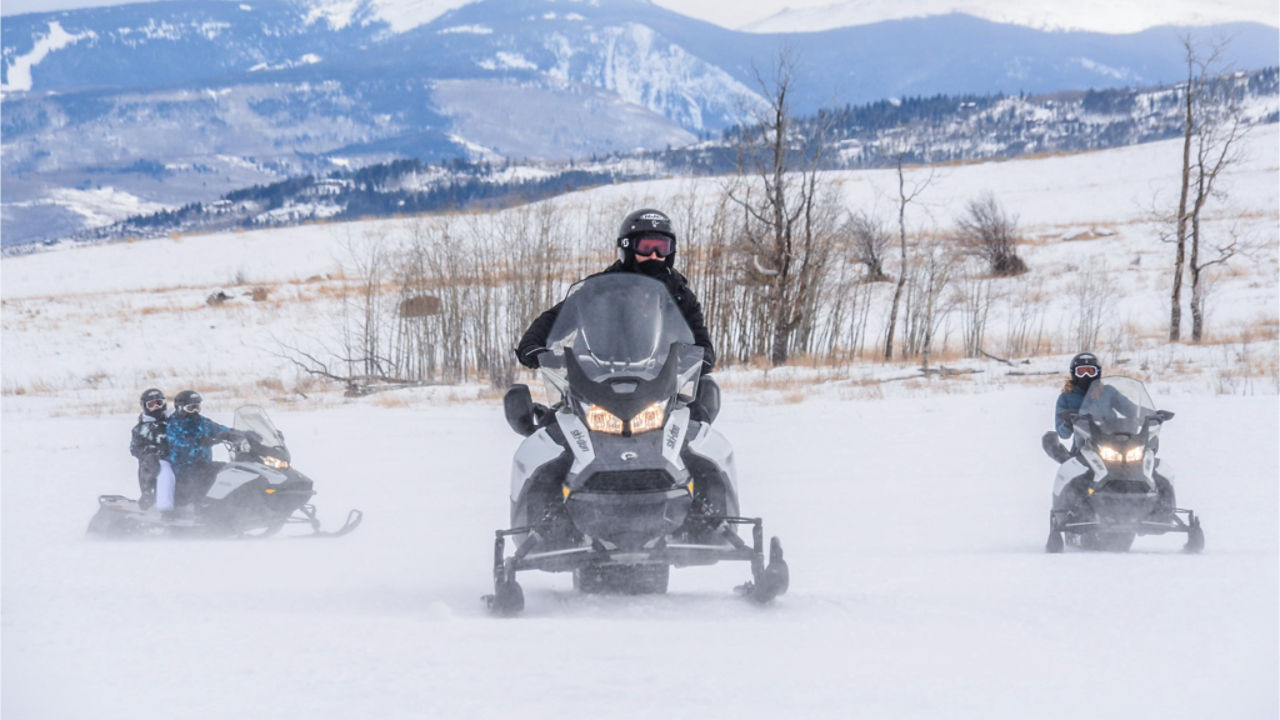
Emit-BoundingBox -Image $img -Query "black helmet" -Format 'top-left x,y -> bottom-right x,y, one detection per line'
617,208 -> 677,267
1069,352 -> 1101,388
174,389 -> 203,416
140,388 -> 166,415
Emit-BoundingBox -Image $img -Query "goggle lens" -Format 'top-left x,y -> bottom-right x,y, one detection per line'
633,235 -> 673,257
182,403 -> 201,414
1073,365 -> 1099,379
145,398 -> 166,411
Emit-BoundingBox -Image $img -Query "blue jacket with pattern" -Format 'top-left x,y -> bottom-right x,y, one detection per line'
167,413 -> 232,469
1054,383 -> 1088,439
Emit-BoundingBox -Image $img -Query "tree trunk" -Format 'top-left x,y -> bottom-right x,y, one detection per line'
1170,50 -> 1195,342
883,157 -> 909,360
1189,192 -> 1205,342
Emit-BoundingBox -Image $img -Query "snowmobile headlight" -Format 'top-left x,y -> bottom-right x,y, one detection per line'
1124,446 -> 1144,463
262,455 -> 290,470
628,402 -> 666,434
1098,445 -> 1123,463
584,405 -> 624,434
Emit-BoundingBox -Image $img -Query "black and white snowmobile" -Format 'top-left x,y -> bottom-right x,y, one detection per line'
485,273 -> 788,615
1041,376 -> 1203,553
87,406 -> 362,539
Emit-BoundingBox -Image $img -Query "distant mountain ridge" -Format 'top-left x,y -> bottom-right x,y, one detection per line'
51,66 -> 1275,250
2,0 -> 1277,246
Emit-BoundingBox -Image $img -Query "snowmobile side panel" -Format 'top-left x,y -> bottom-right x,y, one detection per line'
660,407 -> 690,471
510,428 -> 567,503
555,411 -> 595,475
687,424 -> 738,487
206,464 -> 284,500
1053,457 -> 1087,497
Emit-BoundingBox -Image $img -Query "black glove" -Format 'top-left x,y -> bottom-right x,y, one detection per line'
244,430 -> 263,444
515,345 -> 544,369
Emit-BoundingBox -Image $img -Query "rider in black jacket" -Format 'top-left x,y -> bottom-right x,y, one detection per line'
516,208 -> 716,373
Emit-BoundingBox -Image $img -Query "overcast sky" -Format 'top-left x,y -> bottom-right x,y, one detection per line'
2,0 -> 1277,31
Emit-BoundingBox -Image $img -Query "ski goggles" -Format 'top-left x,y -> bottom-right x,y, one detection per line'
1073,364 -> 1100,379
180,402 -> 201,414
631,234 -> 674,257
145,398 -> 166,412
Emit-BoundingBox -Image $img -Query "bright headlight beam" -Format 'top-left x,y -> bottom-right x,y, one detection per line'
1098,446 -> 1123,463
1125,446 -> 1144,463
584,405 -> 624,434
628,402 -> 666,434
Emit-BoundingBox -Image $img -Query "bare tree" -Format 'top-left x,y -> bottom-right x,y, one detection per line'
883,153 -> 935,360
902,238 -> 956,368
1186,82 -> 1249,341
1169,35 -> 1247,342
845,210 -> 893,282
727,50 -> 840,365
955,263 -> 996,358
955,192 -> 1027,276
1070,263 -> 1117,351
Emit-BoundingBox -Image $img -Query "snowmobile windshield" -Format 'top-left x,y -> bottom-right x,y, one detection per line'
543,273 -> 697,384
1079,377 -> 1158,435
233,406 -> 285,449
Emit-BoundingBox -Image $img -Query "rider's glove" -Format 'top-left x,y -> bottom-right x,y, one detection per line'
515,345 -> 543,369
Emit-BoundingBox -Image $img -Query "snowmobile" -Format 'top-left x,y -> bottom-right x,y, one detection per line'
486,273 -> 789,615
1041,376 -> 1203,553
87,405 -> 362,539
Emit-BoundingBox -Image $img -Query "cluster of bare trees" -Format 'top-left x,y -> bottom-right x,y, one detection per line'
291,53 -> 1043,390
288,40 -> 1266,391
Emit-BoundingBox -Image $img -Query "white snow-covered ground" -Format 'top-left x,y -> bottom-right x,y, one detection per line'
2,130 -> 1278,718
1,391 -> 1276,719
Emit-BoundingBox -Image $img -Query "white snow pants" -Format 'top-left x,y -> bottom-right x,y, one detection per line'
155,459 -> 176,511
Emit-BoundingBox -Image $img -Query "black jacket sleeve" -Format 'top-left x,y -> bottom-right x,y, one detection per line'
667,271 -> 716,372
515,301 -> 563,368
130,423 -> 146,459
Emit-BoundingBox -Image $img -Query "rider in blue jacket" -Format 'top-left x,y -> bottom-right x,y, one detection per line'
166,389 -> 239,517
1055,352 -> 1101,440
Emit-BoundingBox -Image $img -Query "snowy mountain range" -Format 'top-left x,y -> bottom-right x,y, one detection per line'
739,0 -> 1279,35
2,0 -> 1278,246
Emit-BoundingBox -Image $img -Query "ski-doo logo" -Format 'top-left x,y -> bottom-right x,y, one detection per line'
620,451 -> 637,461
665,423 -> 682,449
569,428 -> 590,453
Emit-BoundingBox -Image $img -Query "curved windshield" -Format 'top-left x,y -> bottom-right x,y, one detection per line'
233,406 -> 285,449
543,273 -> 698,383
1079,377 -> 1157,435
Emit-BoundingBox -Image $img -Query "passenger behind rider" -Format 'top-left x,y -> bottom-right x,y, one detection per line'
516,208 -> 717,423
165,389 -> 251,519
130,388 -> 175,513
